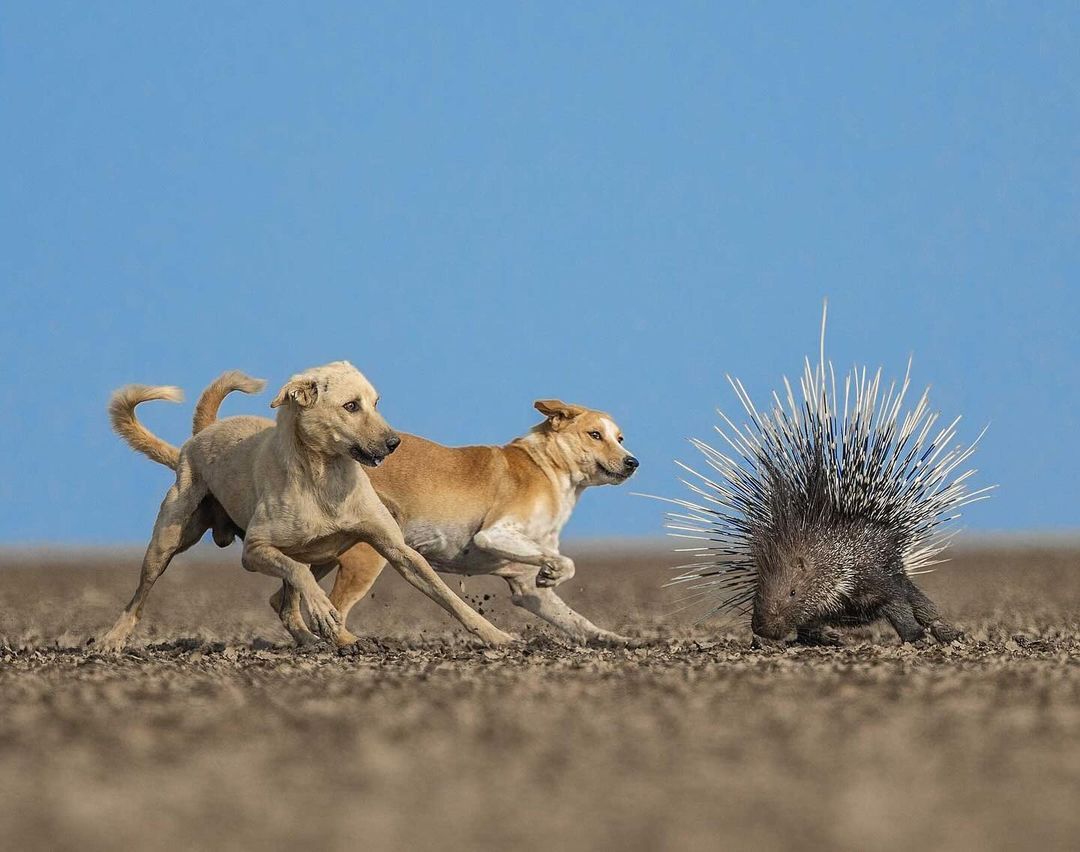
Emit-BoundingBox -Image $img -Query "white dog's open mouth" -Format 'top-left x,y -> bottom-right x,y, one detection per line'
349,445 -> 385,467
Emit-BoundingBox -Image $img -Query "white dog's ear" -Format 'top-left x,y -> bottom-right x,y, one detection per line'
534,399 -> 585,429
270,377 -> 319,409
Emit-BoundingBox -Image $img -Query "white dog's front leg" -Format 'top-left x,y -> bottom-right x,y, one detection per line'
473,522 -> 575,587
274,562 -> 357,647
242,541 -> 342,642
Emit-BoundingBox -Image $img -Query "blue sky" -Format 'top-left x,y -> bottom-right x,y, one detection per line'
1,3 -> 1077,544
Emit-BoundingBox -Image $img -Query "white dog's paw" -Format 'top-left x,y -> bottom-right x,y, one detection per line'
304,590 -> 343,641
586,631 -> 643,649
481,627 -> 517,647
537,555 -> 575,587
286,624 -> 325,648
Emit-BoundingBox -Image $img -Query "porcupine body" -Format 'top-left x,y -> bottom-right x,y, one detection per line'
662,306 -> 991,646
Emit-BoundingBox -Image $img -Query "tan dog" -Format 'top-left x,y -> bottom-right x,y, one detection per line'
196,378 -> 640,645
101,362 -> 512,651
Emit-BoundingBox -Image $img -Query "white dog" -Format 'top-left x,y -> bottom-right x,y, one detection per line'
101,361 -> 512,650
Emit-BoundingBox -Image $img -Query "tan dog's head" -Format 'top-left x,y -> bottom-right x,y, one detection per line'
270,361 -> 400,466
533,399 -> 639,486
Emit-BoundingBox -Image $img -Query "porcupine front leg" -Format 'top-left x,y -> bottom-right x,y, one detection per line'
905,581 -> 963,643
795,626 -> 844,647
881,597 -> 926,644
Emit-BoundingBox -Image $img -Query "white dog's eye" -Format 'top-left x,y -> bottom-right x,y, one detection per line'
588,431 -> 602,441
343,401 -> 360,413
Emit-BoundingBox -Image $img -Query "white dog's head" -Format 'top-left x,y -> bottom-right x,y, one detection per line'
271,361 -> 400,467
532,399 -> 639,486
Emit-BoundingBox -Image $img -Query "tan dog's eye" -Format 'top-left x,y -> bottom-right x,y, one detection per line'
617,436 -> 624,444
588,431 -> 602,441
343,401 -> 360,413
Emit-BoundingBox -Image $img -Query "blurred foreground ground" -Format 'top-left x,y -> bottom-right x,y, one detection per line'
0,541 -> 1078,851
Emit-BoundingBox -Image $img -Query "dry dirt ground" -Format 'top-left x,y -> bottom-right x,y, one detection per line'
0,541 -> 1078,851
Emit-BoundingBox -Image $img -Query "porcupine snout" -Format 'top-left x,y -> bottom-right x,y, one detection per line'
749,546 -> 812,640
750,596 -> 793,641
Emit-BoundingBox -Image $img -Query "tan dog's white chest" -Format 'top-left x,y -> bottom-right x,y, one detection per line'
401,518 -> 496,573
404,500 -> 574,576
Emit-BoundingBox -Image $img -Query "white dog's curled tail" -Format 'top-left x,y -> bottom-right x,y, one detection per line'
109,384 -> 184,470
192,370 -> 266,434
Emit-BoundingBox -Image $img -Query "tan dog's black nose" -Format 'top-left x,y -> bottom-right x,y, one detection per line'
624,456 -> 640,471
386,434 -> 401,454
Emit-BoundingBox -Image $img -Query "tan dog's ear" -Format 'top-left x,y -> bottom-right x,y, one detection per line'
270,377 -> 319,409
534,399 -> 585,429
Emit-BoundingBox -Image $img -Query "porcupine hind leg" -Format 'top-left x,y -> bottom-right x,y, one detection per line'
881,596 -> 926,644
795,625 -> 844,647
905,581 -> 963,643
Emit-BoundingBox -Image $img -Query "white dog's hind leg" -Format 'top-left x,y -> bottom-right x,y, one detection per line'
498,567 -> 635,647
99,471 -> 209,651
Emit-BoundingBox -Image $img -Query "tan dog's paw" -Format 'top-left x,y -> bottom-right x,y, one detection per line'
333,626 -> 362,647
537,555 -> 575,588
97,613 -> 138,653
97,634 -> 128,654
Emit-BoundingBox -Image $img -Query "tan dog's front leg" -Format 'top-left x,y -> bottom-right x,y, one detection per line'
497,566 -> 635,647
242,541 -> 343,642
328,544 -> 389,627
473,522 -> 575,587
364,525 -> 514,646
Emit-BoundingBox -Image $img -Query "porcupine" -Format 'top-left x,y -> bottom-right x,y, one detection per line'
658,305 -> 992,646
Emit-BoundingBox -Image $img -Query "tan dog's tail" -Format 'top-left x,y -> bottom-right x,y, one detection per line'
109,385 -> 184,470
192,370 -> 267,434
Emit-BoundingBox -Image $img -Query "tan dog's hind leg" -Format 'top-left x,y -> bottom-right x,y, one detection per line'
99,468 -> 209,651
498,565 -> 635,647
328,544 -> 388,625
